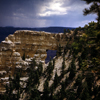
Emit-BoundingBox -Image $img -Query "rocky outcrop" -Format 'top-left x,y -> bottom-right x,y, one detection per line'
0,30 -> 67,68
0,30 -> 68,92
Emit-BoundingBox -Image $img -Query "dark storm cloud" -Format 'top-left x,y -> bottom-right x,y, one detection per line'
0,0 -> 45,27
0,0 -> 97,27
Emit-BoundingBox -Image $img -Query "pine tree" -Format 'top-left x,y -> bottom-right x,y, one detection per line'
54,72 -> 59,88
67,29 -> 70,33
22,53 -> 25,60
64,29 -> 67,34
57,44 -> 62,56
69,57 -> 76,80
42,80 -> 50,100
61,56 -> 66,77
4,73 -> 22,100
82,0 -> 100,24
60,82 -> 66,99
74,75 -> 82,86
80,83 -> 92,100
53,59 -> 55,68
38,62 -> 43,76
86,72 -> 94,93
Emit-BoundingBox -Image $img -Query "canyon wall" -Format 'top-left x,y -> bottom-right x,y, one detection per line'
0,30 -> 67,68
0,30 -> 68,92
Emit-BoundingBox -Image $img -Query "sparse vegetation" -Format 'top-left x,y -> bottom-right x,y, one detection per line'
0,21 -> 100,100
0,0 -> 100,99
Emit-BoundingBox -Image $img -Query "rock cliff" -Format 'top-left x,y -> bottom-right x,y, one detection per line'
0,30 -> 68,92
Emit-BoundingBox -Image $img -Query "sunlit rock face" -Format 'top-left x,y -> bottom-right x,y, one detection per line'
0,30 -> 67,91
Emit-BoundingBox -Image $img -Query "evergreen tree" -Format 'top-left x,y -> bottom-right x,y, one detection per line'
62,56 -> 65,71
60,82 -> 66,99
38,62 -> 43,76
22,53 -> 25,60
46,59 -> 54,81
78,56 -> 82,69
32,58 -> 37,67
80,83 -> 92,100
68,92 -> 76,100
86,72 -> 94,94
4,73 -> 21,100
57,44 -> 62,56
67,29 -> 70,33
29,89 -> 41,100
61,56 -> 66,77
69,57 -> 76,80
54,72 -> 59,88
64,29 -> 67,34
74,75 -> 82,86
75,75 -> 83,97
53,59 -> 55,68
42,80 -> 50,100
65,76 -> 68,86
82,0 -> 100,24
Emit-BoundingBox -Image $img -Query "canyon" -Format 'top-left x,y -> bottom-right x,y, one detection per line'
0,25 -> 100,100
0,30 -> 70,92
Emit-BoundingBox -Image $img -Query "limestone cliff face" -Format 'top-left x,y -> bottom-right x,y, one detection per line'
0,30 -> 69,92
0,30 -> 67,69
0,30 -> 67,83
0,30 -> 76,95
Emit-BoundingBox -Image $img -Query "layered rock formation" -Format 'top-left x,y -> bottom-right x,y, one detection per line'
0,30 -> 68,92
0,30 -> 67,68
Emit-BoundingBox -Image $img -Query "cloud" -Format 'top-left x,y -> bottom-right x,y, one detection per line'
0,0 -> 97,27
38,0 -> 70,17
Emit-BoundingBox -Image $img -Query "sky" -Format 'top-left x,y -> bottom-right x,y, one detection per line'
0,0 -> 97,28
